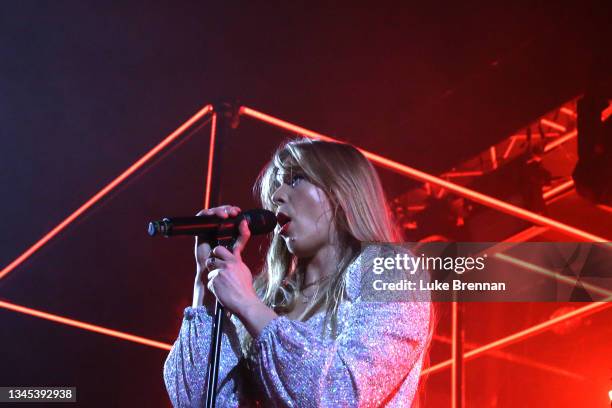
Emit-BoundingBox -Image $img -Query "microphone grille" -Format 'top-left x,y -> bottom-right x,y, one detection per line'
244,209 -> 277,235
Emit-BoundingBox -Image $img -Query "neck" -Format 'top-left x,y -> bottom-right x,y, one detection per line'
299,243 -> 341,287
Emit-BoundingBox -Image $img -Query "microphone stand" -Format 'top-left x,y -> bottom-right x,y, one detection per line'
207,298 -> 224,408
204,101 -> 240,408
451,293 -> 465,408
205,235 -> 235,408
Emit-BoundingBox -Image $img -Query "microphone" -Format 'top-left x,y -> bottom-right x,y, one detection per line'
147,208 -> 277,241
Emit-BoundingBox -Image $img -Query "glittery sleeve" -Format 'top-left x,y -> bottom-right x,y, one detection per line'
163,306 -> 247,407
251,299 -> 431,407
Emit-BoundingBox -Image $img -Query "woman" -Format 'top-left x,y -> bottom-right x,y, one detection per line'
163,138 -> 432,407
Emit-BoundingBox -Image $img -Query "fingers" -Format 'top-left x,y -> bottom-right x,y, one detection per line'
194,205 -> 247,263
197,205 -> 241,219
204,256 -> 228,271
207,219 -> 250,262
204,256 -> 216,270
194,205 -> 241,250
211,245 -> 234,260
232,219 -> 251,260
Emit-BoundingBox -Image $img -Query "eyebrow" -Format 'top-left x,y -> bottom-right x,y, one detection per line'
276,169 -> 305,184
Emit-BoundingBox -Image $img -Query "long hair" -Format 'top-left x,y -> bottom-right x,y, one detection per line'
242,138 -> 435,406
239,138 -> 402,357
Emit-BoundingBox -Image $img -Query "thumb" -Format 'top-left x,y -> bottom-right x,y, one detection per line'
232,219 -> 251,260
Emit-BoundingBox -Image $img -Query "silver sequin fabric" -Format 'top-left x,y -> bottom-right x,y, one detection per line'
163,246 -> 431,407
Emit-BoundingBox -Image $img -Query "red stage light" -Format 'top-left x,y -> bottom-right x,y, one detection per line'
0,300 -> 172,350
0,104 -> 213,281
204,112 -> 217,209
495,252 -> 612,298
240,106 -> 609,242
540,118 -> 567,132
560,107 -> 577,117
421,299 -> 612,376
2,103 -> 610,370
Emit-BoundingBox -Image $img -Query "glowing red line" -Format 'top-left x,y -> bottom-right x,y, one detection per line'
560,107 -> 576,117
602,104 -> 612,121
433,334 -> 584,380
443,171 -> 484,178
597,204 -> 612,214
512,133 -> 559,139
204,113 -> 218,209
495,252 -> 612,298
543,129 -> 577,153
502,226 -> 549,243
490,146 -> 497,169
0,300 -> 172,350
546,189 -> 576,206
451,301 -> 459,408
544,105 -> 611,153
421,299 -> 612,376
540,118 -> 567,132
0,105 -> 213,280
239,106 -> 339,143
241,106 -> 608,242
502,136 -> 517,159
542,179 -> 574,200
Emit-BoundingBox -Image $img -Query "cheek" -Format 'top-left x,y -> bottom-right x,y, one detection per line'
303,185 -> 332,212
301,187 -> 334,233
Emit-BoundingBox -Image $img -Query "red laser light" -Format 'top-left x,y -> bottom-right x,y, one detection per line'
0,300 -> 172,350
240,106 -> 608,242
0,104 -> 213,281
204,112 -> 218,209
421,299 -> 612,376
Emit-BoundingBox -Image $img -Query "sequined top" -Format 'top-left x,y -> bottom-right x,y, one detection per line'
163,246 -> 431,407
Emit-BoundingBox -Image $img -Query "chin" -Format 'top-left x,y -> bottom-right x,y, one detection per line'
283,237 -> 299,255
282,236 -> 300,255
284,237 -> 319,259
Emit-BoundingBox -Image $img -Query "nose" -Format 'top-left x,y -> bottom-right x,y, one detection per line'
272,184 -> 288,205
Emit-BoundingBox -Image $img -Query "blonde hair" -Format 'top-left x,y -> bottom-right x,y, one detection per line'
238,139 -> 402,355
238,138 -> 436,400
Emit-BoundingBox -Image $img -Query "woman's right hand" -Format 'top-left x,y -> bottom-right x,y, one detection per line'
192,205 -> 242,308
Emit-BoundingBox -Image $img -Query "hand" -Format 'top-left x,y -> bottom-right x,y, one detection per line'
192,205 -> 241,308
205,219 -> 261,316
192,204 -> 278,338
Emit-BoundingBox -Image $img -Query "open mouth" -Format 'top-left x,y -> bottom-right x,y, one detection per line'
276,212 -> 292,234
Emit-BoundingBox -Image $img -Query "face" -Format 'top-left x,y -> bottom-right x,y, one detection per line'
272,171 -> 336,258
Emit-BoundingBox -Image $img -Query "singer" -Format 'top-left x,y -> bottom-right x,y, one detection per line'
163,139 -> 433,407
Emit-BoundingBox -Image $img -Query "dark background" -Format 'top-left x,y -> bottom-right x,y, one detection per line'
1,2 -> 610,407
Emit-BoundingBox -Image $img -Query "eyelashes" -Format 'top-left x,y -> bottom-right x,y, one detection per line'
269,172 -> 307,206
276,172 -> 306,188
289,174 -> 304,188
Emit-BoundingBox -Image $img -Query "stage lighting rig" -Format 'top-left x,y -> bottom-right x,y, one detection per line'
391,96 -> 612,242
